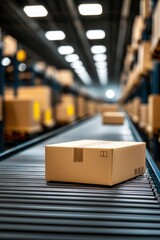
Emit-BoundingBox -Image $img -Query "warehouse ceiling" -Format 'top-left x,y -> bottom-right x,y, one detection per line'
0,0 -> 139,100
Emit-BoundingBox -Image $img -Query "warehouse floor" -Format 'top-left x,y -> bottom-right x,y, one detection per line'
0,115 -> 160,239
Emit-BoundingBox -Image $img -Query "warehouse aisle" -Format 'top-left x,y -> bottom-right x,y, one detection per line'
0,115 -> 160,239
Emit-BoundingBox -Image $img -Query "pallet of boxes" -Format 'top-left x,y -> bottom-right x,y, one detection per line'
4,85 -> 54,135
101,103 -> 125,125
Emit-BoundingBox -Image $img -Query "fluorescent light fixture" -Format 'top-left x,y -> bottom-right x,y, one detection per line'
1,57 -> 11,66
86,30 -> 105,40
91,45 -> 106,54
70,61 -> 83,68
45,31 -> 65,40
97,68 -> 107,73
65,54 -> 79,62
23,5 -> 48,17
99,77 -> 108,85
58,46 -> 74,55
106,89 -> 115,99
78,4 -> 102,16
93,54 -> 107,61
95,61 -> 107,68
18,63 -> 27,72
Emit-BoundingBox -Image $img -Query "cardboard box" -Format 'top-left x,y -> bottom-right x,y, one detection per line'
61,94 -> 75,104
56,70 -> 74,87
56,103 -> 75,124
132,16 -> 144,50
45,140 -> 146,186
3,35 -> 17,56
138,41 -> 153,74
77,96 -> 86,118
101,103 -> 119,113
102,112 -> 125,125
4,98 -> 42,133
147,94 -> 160,133
139,104 -> 148,128
42,107 -> 55,128
151,1 -> 160,56
131,97 -> 141,123
140,0 -> 151,19
87,100 -> 96,116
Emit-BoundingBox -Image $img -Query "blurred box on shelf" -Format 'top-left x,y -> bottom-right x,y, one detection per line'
4,98 -> 42,134
138,41 -> 153,74
45,140 -> 146,186
131,97 -> 141,123
56,103 -> 75,124
56,70 -> 74,87
140,0 -> 151,19
87,100 -> 96,116
147,94 -> 160,134
139,104 -> 148,129
3,35 -> 17,56
77,96 -> 86,118
61,94 -> 75,104
151,0 -> 160,58
131,16 -> 144,50
101,103 -> 119,113
102,112 -> 125,125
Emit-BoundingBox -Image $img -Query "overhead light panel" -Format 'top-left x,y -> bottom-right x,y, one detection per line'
78,4 -> 102,16
23,5 -> 48,17
65,54 -> 79,62
91,45 -> 106,54
70,61 -> 83,68
86,30 -> 105,40
93,54 -> 107,61
95,61 -> 107,68
58,46 -> 74,55
45,31 -> 65,41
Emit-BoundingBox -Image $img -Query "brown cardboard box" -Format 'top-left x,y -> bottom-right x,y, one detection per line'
132,16 -> 144,50
61,94 -> 75,104
102,112 -> 125,125
4,98 -> 42,133
101,103 -> 119,113
151,1 -> 160,54
45,140 -> 146,186
3,35 -> 17,56
56,70 -> 74,87
87,100 -> 96,116
147,94 -> 160,133
0,96 -> 2,121
138,41 -> 153,74
42,107 -> 55,127
131,97 -> 141,123
139,104 -> 148,129
56,103 -> 75,124
77,96 -> 86,118
140,0 -> 151,19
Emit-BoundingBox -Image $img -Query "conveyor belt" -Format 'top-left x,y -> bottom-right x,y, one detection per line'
0,115 -> 160,239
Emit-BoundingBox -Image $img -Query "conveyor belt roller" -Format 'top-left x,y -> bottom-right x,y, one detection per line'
0,115 -> 160,239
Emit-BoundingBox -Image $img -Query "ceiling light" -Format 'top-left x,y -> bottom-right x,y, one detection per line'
1,57 -> 11,66
93,54 -> 107,61
95,61 -> 107,68
78,4 -> 102,16
91,45 -> 106,54
65,54 -> 79,62
18,63 -> 27,72
23,5 -> 48,17
106,89 -> 115,99
45,31 -> 65,41
58,46 -> 74,55
86,30 -> 105,40
70,61 -> 83,68
99,77 -> 108,85
97,68 -> 107,73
